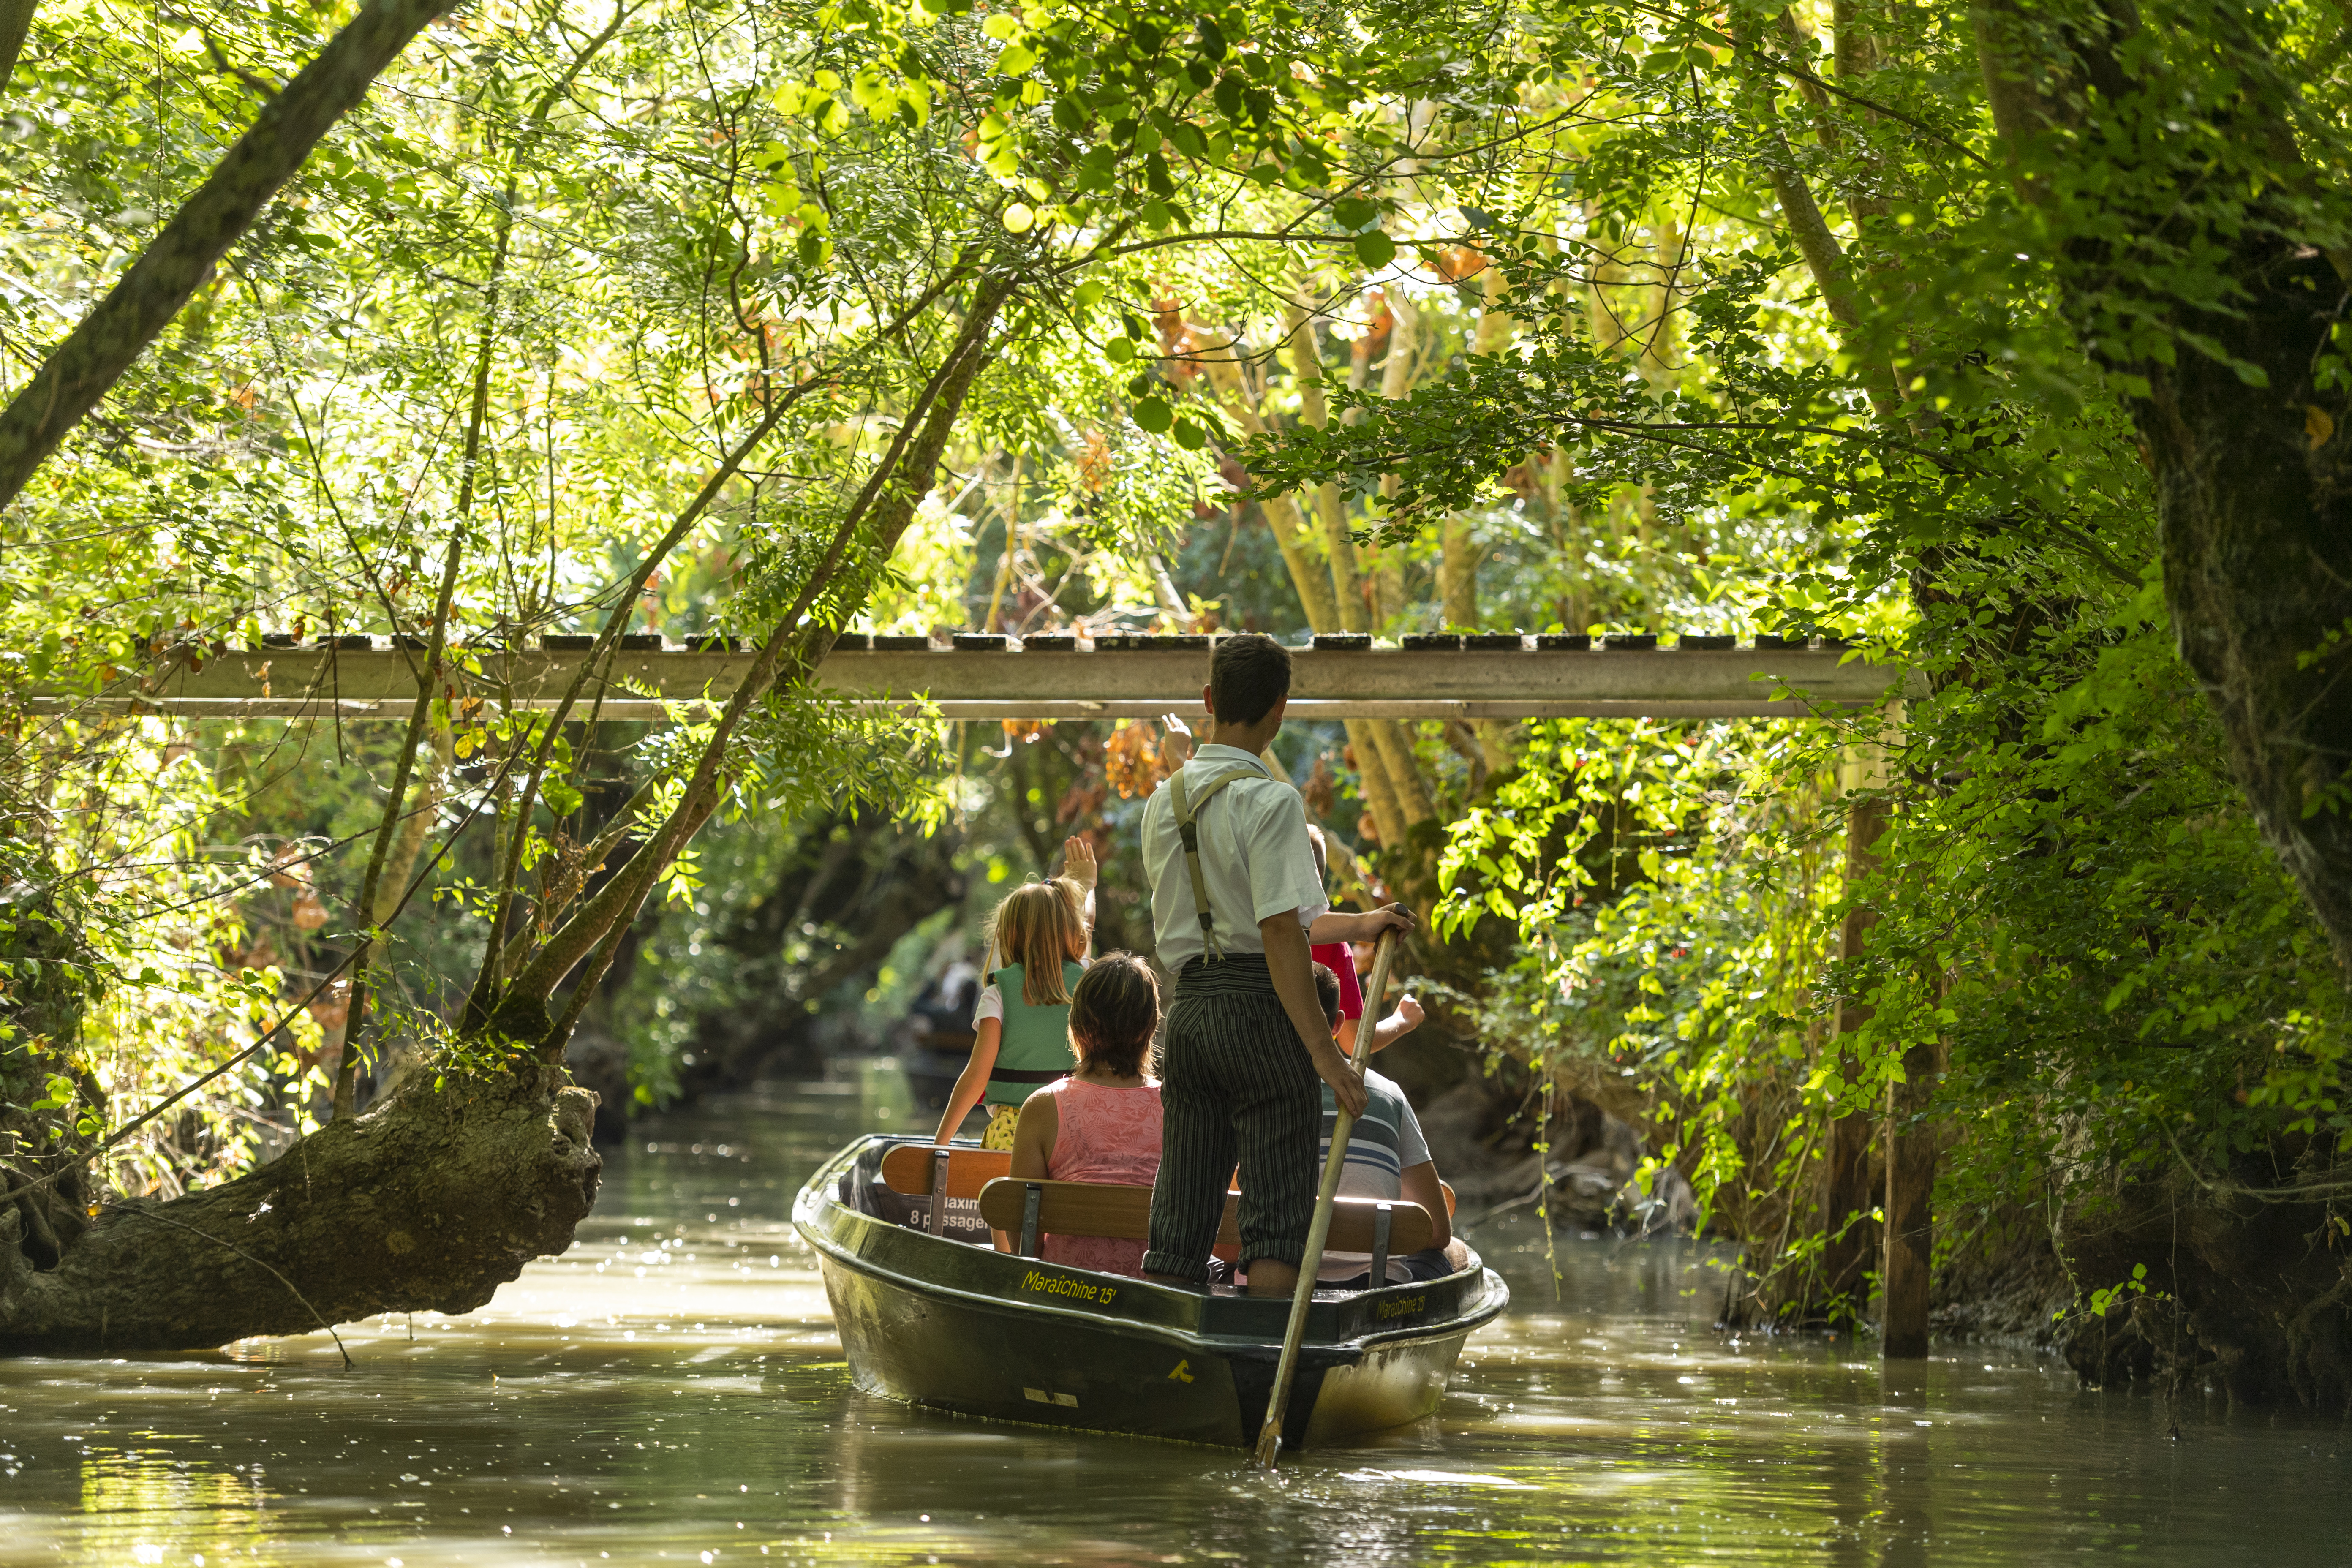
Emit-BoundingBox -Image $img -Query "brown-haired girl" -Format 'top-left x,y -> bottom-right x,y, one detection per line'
931,836 -> 1097,1152
1009,952 -> 1164,1276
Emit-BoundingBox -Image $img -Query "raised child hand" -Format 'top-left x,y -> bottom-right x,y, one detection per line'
1394,992 -> 1425,1034
1062,834 -> 1098,890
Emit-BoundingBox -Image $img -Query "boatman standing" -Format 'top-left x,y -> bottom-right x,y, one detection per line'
1139,633 -> 1415,1296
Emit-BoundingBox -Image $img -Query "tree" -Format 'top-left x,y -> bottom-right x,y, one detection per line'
1967,0 -> 2352,973
2,0 -> 1019,1349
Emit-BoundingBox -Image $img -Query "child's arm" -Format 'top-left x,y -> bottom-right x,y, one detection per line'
932,1018 -> 1001,1144
1367,992 -> 1425,1054
1061,834 -> 1098,941
1008,1090 -> 1059,1180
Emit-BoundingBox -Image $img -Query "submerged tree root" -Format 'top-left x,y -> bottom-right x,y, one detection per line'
0,1064 -> 599,1354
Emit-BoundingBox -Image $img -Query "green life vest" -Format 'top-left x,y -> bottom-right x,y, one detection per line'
985,960 -> 1083,1105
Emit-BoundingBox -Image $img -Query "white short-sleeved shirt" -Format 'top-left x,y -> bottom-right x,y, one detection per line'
1141,744 -> 1329,971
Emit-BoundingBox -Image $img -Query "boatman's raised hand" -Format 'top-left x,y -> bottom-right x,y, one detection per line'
1308,900 -> 1420,948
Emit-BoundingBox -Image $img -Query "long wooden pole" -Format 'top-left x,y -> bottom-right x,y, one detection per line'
1252,928 -> 1398,1468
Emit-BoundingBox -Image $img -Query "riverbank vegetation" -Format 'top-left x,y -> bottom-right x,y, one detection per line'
2,0 -> 2347,1409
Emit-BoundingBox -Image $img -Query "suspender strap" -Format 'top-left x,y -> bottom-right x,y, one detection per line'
1168,761 -> 1267,961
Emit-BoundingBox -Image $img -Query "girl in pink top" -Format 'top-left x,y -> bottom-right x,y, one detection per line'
1008,952 -> 1162,1277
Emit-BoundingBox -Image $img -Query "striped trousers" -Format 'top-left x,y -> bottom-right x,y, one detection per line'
1142,954 -> 1321,1282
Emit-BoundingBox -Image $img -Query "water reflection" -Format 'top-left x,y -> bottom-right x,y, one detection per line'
2,1072 -> 2345,1566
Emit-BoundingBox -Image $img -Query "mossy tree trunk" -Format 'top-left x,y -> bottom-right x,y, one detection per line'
0,1064 -> 599,1353
1973,1 -> 2352,977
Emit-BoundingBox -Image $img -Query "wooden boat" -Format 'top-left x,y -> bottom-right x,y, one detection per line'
791,1132 -> 1510,1450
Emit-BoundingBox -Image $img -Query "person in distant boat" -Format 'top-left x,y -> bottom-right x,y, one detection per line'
1138,633 -> 1414,1296
931,836 -> 1096,1152
1307,961 -> 1467,1286
1007,952 -> 1164,1276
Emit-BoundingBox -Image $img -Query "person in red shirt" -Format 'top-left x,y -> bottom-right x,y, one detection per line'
1304,825 -> 1425,1056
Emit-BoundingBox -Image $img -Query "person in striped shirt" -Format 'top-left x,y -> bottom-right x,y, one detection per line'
1308,961 -> 1465,1285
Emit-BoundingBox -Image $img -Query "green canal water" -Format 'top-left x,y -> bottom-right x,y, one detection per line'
3,1072 -> 2346,1565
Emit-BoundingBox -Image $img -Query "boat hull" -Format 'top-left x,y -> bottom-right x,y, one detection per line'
793,1134 -> 1508,1449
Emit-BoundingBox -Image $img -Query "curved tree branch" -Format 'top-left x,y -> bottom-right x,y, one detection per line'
0,0 -> 469,512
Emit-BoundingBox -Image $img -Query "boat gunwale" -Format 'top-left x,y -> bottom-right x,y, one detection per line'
792,1132 -> 1509,1360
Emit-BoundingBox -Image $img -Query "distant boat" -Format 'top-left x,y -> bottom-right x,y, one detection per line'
898,968 -> 980,1116
899,1029 -> 970,1116
792,1132 -> 1510,1449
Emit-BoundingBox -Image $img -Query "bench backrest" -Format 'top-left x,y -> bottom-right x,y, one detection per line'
878,1143 -> 1011,1203
882,1146 -> 1452,1215
975,1177 -> 1433,1262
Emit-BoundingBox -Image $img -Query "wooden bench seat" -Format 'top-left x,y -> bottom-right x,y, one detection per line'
976,1176 -> 1435,1281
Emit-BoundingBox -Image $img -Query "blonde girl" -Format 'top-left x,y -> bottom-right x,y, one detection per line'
932,836 -> 1097,1151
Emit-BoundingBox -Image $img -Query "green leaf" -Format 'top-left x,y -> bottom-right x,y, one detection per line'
1132,397 -> 1174,433
1353,231 -> 1398,269
1105,336 -> 1136,363
1171,417 -> 1206,450
998,42 -> 1037,75
1333,196 -> 1379,230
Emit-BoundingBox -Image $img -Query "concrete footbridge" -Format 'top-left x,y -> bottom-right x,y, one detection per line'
51,631 -> 1920,722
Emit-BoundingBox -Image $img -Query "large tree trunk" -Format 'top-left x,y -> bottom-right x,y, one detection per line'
0,0 -> 464,511
2143,262 -> 2352,974
1970,5 -> 2352,975
0,1064 -> 597,1352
